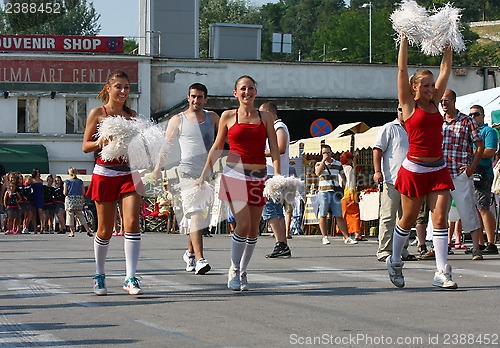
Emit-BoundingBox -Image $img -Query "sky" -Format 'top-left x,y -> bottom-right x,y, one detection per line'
91,0 -> 279,38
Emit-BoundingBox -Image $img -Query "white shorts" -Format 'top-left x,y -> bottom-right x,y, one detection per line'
450,172 -> 481,232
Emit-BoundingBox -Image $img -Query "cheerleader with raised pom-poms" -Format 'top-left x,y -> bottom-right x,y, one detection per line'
387,1 -> 464,289
82,70 -> 145,296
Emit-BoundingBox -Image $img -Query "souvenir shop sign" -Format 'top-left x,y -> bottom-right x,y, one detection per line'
0,35 -> 123,53
0,59 -> 139,93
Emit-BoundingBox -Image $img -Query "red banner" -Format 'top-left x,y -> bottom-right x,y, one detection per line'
0,35 -> 123,53
0,60 -> 138,83
0,59 -> 138,93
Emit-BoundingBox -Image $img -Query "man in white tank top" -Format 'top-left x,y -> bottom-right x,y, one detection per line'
259,102 -> 292,258
154,83 -> 220,274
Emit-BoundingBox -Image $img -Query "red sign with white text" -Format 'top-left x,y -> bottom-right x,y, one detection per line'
0,35 -> 124,53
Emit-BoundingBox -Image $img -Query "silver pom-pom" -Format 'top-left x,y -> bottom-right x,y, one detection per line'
175,178 -> 213,213
127,117 -> 170,170
390,0 -> 430,46
421,3 -> 465,56
97,116 -> 138,162
263,176 -> 303,206
96,115 -> 170,170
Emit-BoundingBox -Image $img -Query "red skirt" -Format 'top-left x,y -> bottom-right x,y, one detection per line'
395,166 -> 454,197
219,168 -> 267,206
87,172 -> 144,202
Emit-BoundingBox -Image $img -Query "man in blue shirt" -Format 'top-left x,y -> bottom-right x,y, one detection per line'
471,104 -> 499,255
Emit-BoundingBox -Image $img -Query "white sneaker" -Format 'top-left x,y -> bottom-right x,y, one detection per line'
227,267 -> 241,291
123,277 -> 143,295
195,258 -> 211,275
322,236 -> 330,245
432,264 -> 458,289
182,250 -> 195,272
386,256 -> 405,288
344,237 -> 358,245
93,274 -> 107,296
240,272 -> 249,291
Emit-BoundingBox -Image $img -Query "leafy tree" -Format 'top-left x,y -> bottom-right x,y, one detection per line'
259,2 -> 288,60
124,39 -> 139,55
0,0 -> 100,35
278,0 -> 346,61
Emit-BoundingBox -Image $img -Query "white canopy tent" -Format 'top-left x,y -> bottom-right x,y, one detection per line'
289,122 -> 370,156
453,86 -> 500,125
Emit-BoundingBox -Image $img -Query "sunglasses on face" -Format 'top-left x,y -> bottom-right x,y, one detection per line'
322,151 -> 332,155
469,112 -> 482,117
397,108 -> 403,112
440,98 -> 454,104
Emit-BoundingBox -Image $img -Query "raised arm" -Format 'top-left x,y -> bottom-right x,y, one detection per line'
397,37 -> 414,122
433,46 -> 453,104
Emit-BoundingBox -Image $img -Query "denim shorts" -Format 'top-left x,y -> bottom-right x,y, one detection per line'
318,191 -> 342,217
262,199 -> 284,220
475,175 -> 493,210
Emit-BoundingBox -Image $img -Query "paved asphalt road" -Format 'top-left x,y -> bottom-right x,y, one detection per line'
1,232 -> 499,347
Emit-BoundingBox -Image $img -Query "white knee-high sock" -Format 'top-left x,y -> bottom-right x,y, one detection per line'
230,233 -> 246,270
124,232 -> 141,278
94,236 -> 110,275
240,237 -> 258,274
433,229 -> 448,272
392,224 -> 410,262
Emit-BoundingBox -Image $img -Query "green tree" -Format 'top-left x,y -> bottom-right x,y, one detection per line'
279,0 -> 346,61
124,39 -> 139,55
0,0 -> 100,35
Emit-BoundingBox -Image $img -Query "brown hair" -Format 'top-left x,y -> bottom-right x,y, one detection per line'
409,69 -> 434,96
259,102 -> 278,116
234,75 -> 257,90
97,69 -> 132,115
68,167 -> 78,179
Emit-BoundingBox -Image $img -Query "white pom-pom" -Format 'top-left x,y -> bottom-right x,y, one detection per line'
390,0 -> 430,46
421,3 -> 465,56
263,176 -> 303,205
176,179 -> 213,212
97,115 -> 170,169
97,116 -> 138,161
127,117 -> 170,170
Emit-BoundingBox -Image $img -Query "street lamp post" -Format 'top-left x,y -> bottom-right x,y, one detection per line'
362,2 -> 372,63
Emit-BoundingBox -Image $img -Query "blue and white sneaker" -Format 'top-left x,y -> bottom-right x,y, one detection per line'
93,274 -> 107,296
123,276 -> 143,296
227,267 -> 241,291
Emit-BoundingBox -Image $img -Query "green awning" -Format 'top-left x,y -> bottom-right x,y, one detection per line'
0,144 -> 49,173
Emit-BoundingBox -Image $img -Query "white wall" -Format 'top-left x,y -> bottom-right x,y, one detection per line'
0,99 -> 19,133
151,60 -> 493,113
